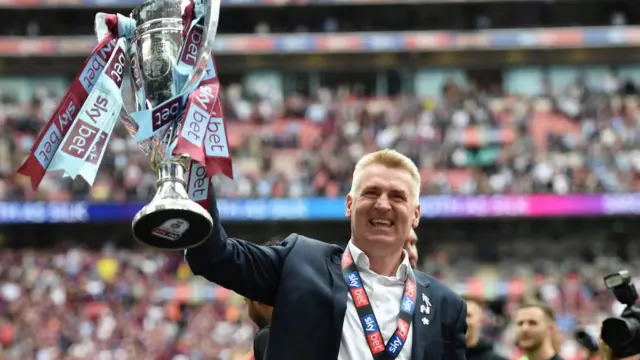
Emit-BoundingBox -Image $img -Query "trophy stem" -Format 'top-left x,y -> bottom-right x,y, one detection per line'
157,161 -> 186,188
132,159 -> 214,250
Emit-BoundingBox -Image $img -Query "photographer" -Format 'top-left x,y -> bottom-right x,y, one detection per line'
599,339 -> 639,360
573,329 -> 600,360
599,270 -> 640,360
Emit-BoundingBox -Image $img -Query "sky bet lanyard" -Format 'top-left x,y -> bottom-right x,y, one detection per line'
341,248 -> 417,360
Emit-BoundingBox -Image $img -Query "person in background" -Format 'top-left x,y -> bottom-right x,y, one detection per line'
599,338 -> 639,360
244,239 -> 281,360
514,299 -> 564,360
404,228 -> 418,269
244,298 -> 272,360
461,294 -> 508,360
574,329 -> 600,360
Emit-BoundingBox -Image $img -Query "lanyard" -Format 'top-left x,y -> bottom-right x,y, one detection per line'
341,248 -> 417,360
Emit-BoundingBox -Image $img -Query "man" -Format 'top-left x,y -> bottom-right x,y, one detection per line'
404,228 -> 418,269
245,239 -> 280,360
245,297 -> 272,360
514,299 -> 563,360
186,149 -> 467,360
599,338 -> 639,360
247,232 -> 421,360
460,294 -> 507,360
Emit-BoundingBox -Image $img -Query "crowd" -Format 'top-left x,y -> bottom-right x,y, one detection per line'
0,236 -> 636,360
0,246 -> 256,360
2,72 -> 640,201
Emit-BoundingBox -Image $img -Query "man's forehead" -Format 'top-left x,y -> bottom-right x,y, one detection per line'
466,301 -> 482,314
516,307 -> 546,320
358,165 -> 414,191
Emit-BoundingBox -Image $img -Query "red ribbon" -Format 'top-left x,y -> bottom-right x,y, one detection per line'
17,24 -> 118,190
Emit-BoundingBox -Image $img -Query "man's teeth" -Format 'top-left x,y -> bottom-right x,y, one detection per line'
369,219 -> 392,227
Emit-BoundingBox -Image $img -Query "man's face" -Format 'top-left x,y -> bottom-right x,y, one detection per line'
346,164 -> 420,250
465,300 -> 483,343
245,299 -> 273,329
404,230 -> 418,268
515,307 -> 551,351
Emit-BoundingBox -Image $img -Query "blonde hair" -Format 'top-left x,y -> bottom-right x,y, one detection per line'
350,149 -> 421,205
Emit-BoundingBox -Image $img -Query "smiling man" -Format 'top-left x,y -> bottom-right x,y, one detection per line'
186,149 -> 466,360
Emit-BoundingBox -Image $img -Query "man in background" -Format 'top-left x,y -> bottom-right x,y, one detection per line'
244,298 -> 272,360
405,228 -> 418,269
461,294 -> 508,360
599,338 -> 639,360
244,238 -> 281,360
514,299 -> 564,360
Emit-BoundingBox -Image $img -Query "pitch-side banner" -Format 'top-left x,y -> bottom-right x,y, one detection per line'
1,27 -> 640,56
1,194 -> 640,223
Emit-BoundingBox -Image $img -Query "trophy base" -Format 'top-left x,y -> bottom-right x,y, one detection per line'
132,198 -> 214,250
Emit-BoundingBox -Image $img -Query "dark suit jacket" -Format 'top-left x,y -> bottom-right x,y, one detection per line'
186,194 -> 467,360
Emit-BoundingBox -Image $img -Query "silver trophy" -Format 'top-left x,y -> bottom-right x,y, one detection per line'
119,0 -> 220,250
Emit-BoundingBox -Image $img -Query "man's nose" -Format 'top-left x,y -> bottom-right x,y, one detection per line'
374,194 -> 392,210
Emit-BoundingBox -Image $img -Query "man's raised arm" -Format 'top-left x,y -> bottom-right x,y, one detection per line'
185,190 -> 294,306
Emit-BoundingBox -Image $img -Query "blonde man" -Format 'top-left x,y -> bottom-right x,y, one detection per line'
186,149 -> 466,360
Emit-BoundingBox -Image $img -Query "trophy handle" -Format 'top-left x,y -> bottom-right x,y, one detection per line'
132,161 -> 213,250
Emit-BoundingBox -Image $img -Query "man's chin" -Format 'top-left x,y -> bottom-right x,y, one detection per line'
518,341 -> 541,352
366,234 -> 398,245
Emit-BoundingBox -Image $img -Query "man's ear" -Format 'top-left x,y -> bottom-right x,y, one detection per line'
346,193 -> 353,219
412,204 -> 421,228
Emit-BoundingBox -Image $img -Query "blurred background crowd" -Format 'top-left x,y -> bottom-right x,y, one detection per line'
8,73 -> 640,201
2,220 -> 640,360
1,0 -> 640,359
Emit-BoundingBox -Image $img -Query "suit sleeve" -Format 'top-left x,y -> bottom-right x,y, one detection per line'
450,297 -> 467,360
185,189 -> 295,306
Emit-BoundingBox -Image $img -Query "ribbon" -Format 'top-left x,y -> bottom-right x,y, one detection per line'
17,34 -> 118,189
173,22 -> 205,93
128,42 -> 147,110
185,160 -> 211,211
202,78 -> 232,179
171,80 -> 219,165
171,54 -> 232,179
48,38 -> 127,184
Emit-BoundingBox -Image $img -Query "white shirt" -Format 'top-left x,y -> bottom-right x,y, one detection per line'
337,242 -> 414,360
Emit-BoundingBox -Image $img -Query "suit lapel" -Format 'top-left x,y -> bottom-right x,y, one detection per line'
411,276 -> 431,360
327,254 -> 348,357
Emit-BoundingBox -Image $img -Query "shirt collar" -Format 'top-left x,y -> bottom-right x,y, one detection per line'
347,241 -> 411,280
